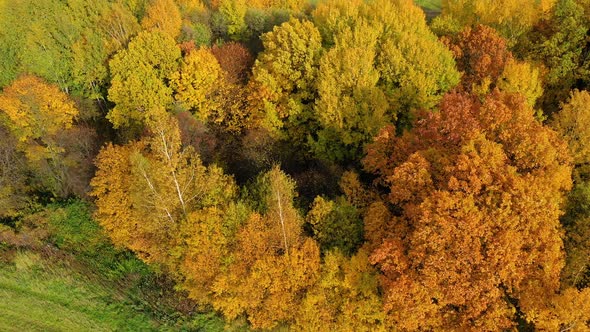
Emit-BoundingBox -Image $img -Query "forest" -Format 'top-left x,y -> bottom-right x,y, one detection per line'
1,0 -> 590,330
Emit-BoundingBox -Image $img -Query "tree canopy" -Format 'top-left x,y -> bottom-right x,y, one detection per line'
1,1 -> 590,330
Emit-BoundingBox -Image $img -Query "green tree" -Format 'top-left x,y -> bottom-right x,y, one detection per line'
525,0 -> 590,114
250,18 -> 322,137
71,1 -> 142,99
307,196 -> 363,256
0,0 -> 141,97
107,30 -> 181,128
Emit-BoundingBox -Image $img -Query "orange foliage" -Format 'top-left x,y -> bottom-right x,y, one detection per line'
0,75 -> 96,197
0,75 -> 77,154
364,90 -> 573,330
444,25 -> 513,92
212,167 -> 321,329
91,114 -> 237,299
211,42 -> 254,84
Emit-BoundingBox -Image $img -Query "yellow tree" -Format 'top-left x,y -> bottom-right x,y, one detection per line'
250,18 -> 322,136
310,0 -> 459,161
311,0 -> 364,46
552,90 -> 590,166
170,48 -> 223,121
176,0 -> 206,14
91,113 -> 237,295
294,249 -> 387,332
313,0 -> 460,113
366,0 -> 460,112
437,0 -> 555,42
141,0 -> 182,39
68,0 -> 142,99
497,59 -> 543,107
107,30 -> 181,128
0,75 -> 84,196
552,90 -> 590,290
218,0 -> 247,40
312,21 -> 388,162
526,288 -> 590,330
212,166 -> 321,329
0,75 -> 77,152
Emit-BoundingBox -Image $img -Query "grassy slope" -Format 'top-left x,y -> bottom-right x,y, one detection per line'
415,0 -> 442,11
0,251 -> 156,332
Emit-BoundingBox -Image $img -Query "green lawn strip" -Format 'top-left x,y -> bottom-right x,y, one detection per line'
0,287 -> 108,332
415,0 -> 442,11
0,257 -> 157,332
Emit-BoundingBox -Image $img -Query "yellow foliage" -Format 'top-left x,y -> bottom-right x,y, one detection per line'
170,48 -> 222,121
212,167 -> 321,329
441,0 -> 555,41
313,21 -> 388,159
107,30 -> 181,128
141,0 -> 183,39
245,0 -> 308,10
91,114 -> 237,272
552,90 -> 590,166
0,75 -> 78,161
251,18 -> 322,134
522,287 -> 590,331
294,249 -> 387,332
175,0 -> 206,14
0,75 -> 77,145
497,59 -> 543,107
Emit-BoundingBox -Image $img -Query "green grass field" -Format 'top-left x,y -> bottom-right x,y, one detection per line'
415,0 -> 442,11
0,251 -> 157,332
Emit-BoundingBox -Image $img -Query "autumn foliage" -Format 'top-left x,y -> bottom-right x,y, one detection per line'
1,0 -> 590,331
364,90 -> 577,329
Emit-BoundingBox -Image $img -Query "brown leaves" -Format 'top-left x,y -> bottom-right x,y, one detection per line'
211,42 -> 254,84
445,25 -> 513,92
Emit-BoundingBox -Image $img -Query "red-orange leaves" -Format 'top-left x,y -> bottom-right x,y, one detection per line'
445,25 -> 513,92
364,90 -> 572,330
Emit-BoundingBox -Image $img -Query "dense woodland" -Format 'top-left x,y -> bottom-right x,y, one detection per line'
1,0 -> 590,330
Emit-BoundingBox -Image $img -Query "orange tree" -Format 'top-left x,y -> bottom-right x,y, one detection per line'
363,90 -> 577,330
